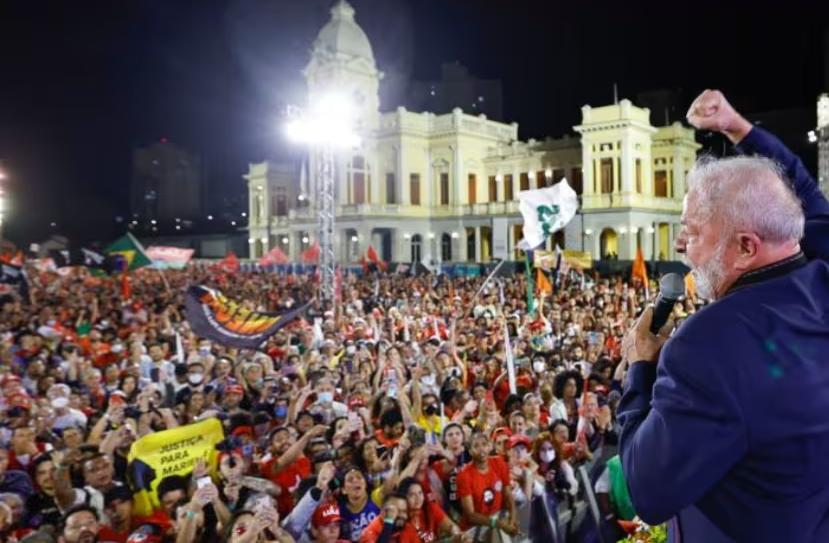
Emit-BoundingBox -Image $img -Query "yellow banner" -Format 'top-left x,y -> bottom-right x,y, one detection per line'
533,250 -> 557,270
563,250 -> 593,270
127,418 -> 224,516
533,250 -> 593,270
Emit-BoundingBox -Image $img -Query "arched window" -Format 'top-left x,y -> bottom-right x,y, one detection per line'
466,228 -> 476,261
411,234 -> 422,263
600,228 -> 618,259
441,233 -> 452,262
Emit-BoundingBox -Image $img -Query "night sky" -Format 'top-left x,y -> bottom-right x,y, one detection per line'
1,0 -> 827,245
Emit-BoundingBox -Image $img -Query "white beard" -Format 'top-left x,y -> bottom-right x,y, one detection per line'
683,243 -> 727,301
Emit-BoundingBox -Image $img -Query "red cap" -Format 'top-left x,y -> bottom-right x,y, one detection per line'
507,433 -> 532,450
1,375 -> 21,387
231,425 -> 254,438
490,427 -> 512,441
8,392 -> 31,410
311,501 -> 341,528
225,384 -> 244,396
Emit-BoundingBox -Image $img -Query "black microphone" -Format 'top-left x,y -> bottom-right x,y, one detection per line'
650,273 -> 685,334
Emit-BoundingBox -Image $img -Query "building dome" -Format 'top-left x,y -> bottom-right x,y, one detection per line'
313,0 -> 374,63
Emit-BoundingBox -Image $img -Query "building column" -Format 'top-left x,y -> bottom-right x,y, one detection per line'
474,226 -> 482,262
453,145 -> 463,206
620,131 -> 634,195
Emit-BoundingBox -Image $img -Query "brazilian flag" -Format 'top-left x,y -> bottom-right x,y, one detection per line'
105,232 -> 152,272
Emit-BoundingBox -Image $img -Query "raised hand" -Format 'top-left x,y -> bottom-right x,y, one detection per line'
685,89 -> 752,143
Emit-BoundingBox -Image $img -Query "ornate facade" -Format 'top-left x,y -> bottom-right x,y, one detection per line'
246,0 -> 700,264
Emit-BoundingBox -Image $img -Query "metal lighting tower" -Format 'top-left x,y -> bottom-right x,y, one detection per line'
316,144 -> 336,304
285,93 -> 360,308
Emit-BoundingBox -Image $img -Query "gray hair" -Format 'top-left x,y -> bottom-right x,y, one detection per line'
686,156 -> 804,243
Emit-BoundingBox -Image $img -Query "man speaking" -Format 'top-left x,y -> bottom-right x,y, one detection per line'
617,90 -> 829,542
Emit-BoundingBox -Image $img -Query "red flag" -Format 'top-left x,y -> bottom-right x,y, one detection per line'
364,245 -> 387,271
216,252 -> 240,273
259,247 -> 289,266
631,247 -> 649,297
120,273 -> 131,300
300,241 -> 320,264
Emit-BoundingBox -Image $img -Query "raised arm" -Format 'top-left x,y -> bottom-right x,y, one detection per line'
687,89 -> 829,261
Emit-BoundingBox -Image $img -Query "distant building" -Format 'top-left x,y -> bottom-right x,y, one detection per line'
408,61 -> 503,121
246,1 -> 699,264
130,140 -> 204,226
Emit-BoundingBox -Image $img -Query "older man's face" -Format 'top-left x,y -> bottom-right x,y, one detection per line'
680,192 -> 732,300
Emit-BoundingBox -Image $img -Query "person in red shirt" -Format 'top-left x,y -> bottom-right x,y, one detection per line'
260,424 -> 327,517
398,477 -> 462,543
455,432 -> 518,537
359,493 -> 418,543
99,486 -> 135,543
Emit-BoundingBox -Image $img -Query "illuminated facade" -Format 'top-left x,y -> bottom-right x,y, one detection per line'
246,0 -> 699,263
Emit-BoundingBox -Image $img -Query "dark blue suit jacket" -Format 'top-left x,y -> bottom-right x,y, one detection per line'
618,127 -> 829,542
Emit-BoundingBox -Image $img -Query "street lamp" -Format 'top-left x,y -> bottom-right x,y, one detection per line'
285,91 -> 360,308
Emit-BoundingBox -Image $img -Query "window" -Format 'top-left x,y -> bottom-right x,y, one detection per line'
536,171 -> 546,188
386,173 -> 396,204
468,174 -> 477,204
410,174 -> 421,205
654,170 -> 668,197
570,167 -> 583,195
440,172 -> 450,206
352,172 -> 366,204
441,233 -> 452,261
520,173 -> 530,191
635,159 -> 642,194
466,227 -> 476,260
411,234 -> 422,262
274,188 -> 287,216
504,174 -> 514,201
600,158 -> 614,193
553,169 -> 565,184
349,156 -> 368,204
488,176 -> 498,202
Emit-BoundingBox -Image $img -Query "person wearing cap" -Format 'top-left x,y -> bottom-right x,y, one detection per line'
455,432 -> 517,537
305,501 -> 347,543
505,434 -> 542,513
222,384 -> 246,414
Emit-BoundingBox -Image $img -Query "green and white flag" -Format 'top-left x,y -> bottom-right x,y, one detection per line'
517,179 -> 578,250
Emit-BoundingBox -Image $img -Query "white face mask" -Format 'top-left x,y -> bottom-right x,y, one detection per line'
188,374 -> 204,385
540,449 -> 556,464
51,397 -> 69,409
421,375 -> 436,387
533,361 -> 546,374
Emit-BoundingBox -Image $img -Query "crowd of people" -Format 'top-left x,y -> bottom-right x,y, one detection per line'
0,263 -> 699,543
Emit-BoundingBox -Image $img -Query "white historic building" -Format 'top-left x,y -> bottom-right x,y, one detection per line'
246,0 -> 700,264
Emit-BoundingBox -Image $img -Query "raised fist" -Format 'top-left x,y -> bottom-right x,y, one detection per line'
685,89 -> 752,143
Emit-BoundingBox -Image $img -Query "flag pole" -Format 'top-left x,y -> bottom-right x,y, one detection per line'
524,250 -> 535,315
157,268 -> 171,294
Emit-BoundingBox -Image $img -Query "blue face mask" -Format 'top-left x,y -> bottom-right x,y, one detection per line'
274,405 -> 288,418
318,391 -> 334,404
